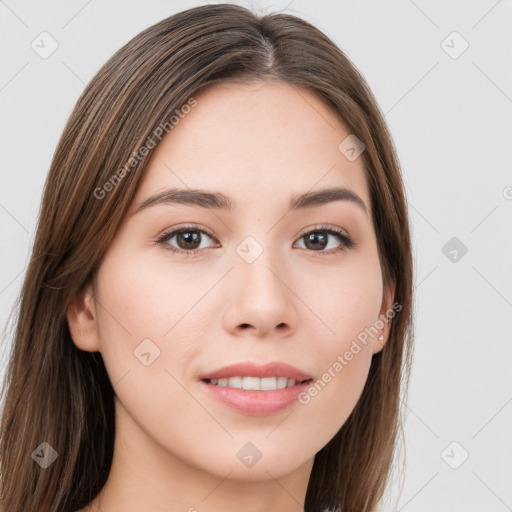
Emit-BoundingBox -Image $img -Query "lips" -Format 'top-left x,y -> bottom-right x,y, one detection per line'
198,361 -> 313,383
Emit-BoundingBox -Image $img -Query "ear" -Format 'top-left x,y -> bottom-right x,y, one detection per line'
372,279 -> 396,355
67,280 -> 101,352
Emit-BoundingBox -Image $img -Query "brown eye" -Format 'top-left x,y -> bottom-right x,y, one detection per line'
295,226 -> 354,254
157,224 -> 354,257
303,231 -> 329,250
175,230 -> 202,250
157,226 -> 217,255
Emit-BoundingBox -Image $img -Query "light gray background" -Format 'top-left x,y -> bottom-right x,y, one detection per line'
1,1 -> 511,511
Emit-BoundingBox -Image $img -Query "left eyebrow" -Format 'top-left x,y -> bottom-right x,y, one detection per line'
289,187 -> 369,216
132,186 -> 369,217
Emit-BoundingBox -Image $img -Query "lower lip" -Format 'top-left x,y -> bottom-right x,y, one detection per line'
199,379 -> 313,416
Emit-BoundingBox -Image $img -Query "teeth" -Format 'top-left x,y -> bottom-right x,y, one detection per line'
277,377 -> 288,389
208,376 -> 300,390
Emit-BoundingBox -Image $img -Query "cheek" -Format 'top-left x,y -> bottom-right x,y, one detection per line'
93,246 -> 219,385
96,246 -> 198,335
296,250 -> 383,349
92,250 -> 212,437
292,255 -> 382,422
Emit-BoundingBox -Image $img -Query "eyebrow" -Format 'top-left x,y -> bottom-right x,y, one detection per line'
132,186 -> 369,216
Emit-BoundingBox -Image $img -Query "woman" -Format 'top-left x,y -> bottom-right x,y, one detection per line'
0,4 -> 414,511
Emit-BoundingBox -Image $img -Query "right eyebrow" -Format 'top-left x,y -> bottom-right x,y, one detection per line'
132,188 -> 233,216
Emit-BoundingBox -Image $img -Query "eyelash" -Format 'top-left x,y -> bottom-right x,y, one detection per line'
156,224 -> 355,257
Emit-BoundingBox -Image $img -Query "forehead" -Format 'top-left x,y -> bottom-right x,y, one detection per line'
132,81 -> 371,214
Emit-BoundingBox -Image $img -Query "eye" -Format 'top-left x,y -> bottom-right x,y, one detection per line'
156,225 -> 218,256
294,225 -> 355,254
156,223 -> 355,257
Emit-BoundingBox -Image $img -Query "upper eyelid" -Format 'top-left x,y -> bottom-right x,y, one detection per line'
297,224 -> 350,237
163,224 -> 218,241
159,223 -> 350,238
158,224 -> 352,247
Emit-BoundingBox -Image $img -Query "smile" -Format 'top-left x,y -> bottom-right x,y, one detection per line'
205,376 -> 311,390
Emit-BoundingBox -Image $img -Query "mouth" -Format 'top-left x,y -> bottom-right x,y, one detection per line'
199,377 -> 314,416
198,361 -> 313,383
201,376 -> 313,390
197,361 -> 314,416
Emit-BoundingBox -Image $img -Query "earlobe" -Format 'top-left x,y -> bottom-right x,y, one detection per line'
372,279 -> 396,355
67,281 -> 101,352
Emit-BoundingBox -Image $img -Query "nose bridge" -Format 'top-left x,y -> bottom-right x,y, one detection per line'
223,229 -> 297,336
236,231 -> 288,301
232,210 -> 283,281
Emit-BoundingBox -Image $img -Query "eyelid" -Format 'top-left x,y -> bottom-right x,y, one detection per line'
156,223 -> 354,255
294,223 -> 355,252
156,223 -> 219,248
296,223 -> 350,239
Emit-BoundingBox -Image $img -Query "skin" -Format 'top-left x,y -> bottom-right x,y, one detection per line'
69,81 -> 395,512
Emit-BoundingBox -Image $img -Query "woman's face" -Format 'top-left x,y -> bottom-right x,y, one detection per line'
71,81 -> 394,482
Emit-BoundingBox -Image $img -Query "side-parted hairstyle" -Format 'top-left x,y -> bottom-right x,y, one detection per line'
0,4 -> 414,511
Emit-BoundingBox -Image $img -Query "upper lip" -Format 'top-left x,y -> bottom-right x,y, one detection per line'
199,362 -> 313,382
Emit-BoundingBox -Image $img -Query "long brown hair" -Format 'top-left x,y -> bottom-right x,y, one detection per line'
0,4 -> 414,511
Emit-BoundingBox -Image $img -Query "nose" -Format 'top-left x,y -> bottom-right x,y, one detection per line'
222,248 -> 298,339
